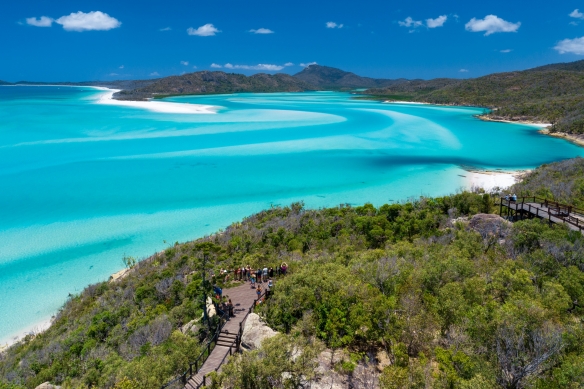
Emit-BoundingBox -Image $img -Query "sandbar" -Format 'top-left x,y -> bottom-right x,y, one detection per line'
95,88 -> 218,114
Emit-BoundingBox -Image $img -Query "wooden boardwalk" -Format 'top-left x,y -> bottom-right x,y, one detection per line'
500,197 -> 584,233
184,281 -> 265,389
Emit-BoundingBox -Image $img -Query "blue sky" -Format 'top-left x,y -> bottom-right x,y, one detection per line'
3,0 -> 584,82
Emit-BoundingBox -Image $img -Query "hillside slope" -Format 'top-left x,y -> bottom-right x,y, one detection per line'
2,160 -> 584,389
293,64 -> 404,89
114,71 -> 315,100
365,66 -> 584,134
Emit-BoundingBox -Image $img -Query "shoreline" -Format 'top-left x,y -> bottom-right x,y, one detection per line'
475,114 -> 551,128
538,129 -> 584,147
462,168 -> 524,192
1,317 -> 54,352
94,88 -> 219,114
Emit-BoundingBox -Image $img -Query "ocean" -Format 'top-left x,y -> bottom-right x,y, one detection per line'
0,86 -> 582,343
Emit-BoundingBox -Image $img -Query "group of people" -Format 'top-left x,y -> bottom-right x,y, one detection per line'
505,193 -> 518,202
219,263 -> 288,284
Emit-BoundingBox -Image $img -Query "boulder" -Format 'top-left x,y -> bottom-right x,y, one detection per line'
180,319 -> 199,335
241,313 -> 277,350
35,383 -> 61,389
109,268 -> 131,283
469,213 -> 511,238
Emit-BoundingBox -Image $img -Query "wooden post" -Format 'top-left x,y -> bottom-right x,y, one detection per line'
203,376 -> 206,387
500,199 -> 503,216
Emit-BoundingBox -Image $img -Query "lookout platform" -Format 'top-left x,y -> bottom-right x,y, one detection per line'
500,196 -> 584,233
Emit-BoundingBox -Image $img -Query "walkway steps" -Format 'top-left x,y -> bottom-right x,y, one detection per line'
184,281 -> 268,389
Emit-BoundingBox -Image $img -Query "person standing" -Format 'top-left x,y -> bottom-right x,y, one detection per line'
262,266 -> 268,282
268,267 -> 274,278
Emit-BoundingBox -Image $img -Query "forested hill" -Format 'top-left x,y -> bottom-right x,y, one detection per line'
2,158 -> 584,389
364,61 -> 584,134
0,81 -> 12,85
293,64 -> 404,89
114,71 -> 315,101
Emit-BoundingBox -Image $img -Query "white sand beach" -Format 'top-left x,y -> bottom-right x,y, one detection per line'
465,170 -> 523,192
1,318 -> 54,351
95,88 -> 218,114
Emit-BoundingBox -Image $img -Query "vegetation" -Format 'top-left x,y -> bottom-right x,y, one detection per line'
510,157 -> 584,208
293,64 -> 404,90
364,61 -> 584,135
1,159 -> 584,388
114,72 -> 315,101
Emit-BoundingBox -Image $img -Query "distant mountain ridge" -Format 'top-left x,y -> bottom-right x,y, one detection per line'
293,64 -> 405,89
0,80 -> 12,85
115,71 -> 314,101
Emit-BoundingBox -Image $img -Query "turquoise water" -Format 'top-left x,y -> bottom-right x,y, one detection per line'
1,86 -> 582,343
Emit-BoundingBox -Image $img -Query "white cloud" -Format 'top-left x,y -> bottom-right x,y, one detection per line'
221,63 -> 284,71
426,15 -> 447,28
109,73 -> 119,76
55,11 -> 121,32
399,17 -> 423,28
159,27 -> 171,31
210,63 -> 223,68
459,69 -> 469,73
192,65 -> 198,69
119,65 -> 124,69
300,62 -> 317,67
500,49 -> 512,53
187,24 -> 220,36
326,22 -> 343,29
570,21 -> 579,26
465,15 -> 520,36
150,72 -> 160,76
26,16 -> 53,27
284,62 -> 294,67
180,61 -> 189,66
570,9 -> 584,19
555,36 -> 584,55
249,28 -> 274,34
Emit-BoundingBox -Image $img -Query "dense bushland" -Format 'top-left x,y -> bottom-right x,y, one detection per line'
510,157 -> 584,208
1,159 -> 584,388
364,63 -> 584,134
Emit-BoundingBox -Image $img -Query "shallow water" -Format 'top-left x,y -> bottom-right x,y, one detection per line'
0,87 -> 582,343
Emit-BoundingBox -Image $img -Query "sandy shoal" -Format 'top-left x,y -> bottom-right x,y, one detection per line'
95,89 -> 218,114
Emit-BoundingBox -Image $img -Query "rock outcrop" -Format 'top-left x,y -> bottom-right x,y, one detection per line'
241,313 -> 277,350
35,383 -> 61,389
469,213 -> 511,237
180,319 -> 199,335
109,268 -> 132,283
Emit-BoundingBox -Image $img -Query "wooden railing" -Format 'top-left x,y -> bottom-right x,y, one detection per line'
160,291 -> 271,389
500,196 -> 584,231
161,307 -> 229,389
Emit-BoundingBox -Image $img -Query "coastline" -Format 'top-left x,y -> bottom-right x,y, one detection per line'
94,88 -> 219,114
538,129 -> 584,147
462,168 -> 523,192
1,317 -> 54,352
476,115 -> 551,128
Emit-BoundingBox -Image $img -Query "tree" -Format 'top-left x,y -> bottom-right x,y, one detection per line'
495,323 -> 563,389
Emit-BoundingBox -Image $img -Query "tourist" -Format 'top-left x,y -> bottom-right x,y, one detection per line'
262,266 -> 268,282
281,262 -> 288,275
256,284 -> 262,300
268,267 -> 274,278
267,278 -> 273,290
512,193 -> 518,202
256,268 -> 262,283
228,299 -> 234,317
504,194 -> 509,201
213,285 -> 222,299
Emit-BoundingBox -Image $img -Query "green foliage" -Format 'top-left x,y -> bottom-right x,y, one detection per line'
2,171 -> 584,389
365,67 -> 584,134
